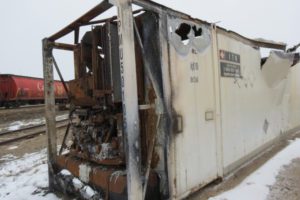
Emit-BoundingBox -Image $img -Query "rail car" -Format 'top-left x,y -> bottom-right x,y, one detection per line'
42,0 -> 300,199
0,74 -> 68,108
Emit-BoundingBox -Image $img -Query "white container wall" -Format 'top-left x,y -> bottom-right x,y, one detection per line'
164,18 -> 300,199
288,63 -> 300,130
216,33 -> 292,171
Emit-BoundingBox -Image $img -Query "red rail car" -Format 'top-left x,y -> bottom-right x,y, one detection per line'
0,74 -> 68,108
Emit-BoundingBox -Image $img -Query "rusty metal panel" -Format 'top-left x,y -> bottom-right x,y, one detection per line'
167,16 -> 219,198
105,22 -> 122,102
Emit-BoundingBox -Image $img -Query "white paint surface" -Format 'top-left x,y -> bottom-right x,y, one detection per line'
169,21 -> 218,198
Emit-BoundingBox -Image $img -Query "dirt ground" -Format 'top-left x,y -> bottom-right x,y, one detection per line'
0,105 -> 69,160
267,158 -> 300,200
0,105 -> 67,124
0,127 -> 67,160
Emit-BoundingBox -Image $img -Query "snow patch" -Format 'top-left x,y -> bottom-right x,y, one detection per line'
0,149 -> 59,200
59,169 -> 71,176
0,154 -> 17,162
79,164 -> 91,183
80,186 -> 96,199
209,138 -> 300,200
73,177 -> 84,190
7,145 -> 18,150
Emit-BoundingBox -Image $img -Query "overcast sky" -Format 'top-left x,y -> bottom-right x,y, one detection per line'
0,0 -> 299,80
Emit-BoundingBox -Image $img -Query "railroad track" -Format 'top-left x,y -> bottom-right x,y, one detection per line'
0,104 -> 44,111
0,119 -> 69,145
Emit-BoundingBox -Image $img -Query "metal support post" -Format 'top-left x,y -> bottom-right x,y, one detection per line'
42,38 -> 57,189
114,0 -> 143,199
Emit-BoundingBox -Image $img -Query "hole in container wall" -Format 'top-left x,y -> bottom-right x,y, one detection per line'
260,47 -> 272,69
192,26 -> 202,38
175,23 -> 191,41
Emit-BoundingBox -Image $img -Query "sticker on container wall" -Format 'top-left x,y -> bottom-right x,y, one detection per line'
220,50 -> 240,63
220,62 -> 242,78
219,50 -> 242,78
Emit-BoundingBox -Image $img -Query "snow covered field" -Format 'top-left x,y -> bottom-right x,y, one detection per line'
1,139 -> 300,200
0,149 -> 59,200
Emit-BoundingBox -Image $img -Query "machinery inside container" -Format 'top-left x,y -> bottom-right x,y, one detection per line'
54,11 -> 163,200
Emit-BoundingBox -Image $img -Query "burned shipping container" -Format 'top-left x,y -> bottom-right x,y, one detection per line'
42,0 -> 300,199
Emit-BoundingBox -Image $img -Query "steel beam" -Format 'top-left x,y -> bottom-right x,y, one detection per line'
52,42 -> 76,51
49,0 -> 112,41
42,38 -> 57,189
114,0 -> 143,199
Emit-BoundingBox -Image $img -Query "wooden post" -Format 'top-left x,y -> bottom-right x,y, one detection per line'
42,38 -> 57,189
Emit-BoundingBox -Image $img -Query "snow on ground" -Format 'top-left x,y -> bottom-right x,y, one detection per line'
1,138 -> 300,200
0,114 -> 68,134
7,146 -> 18,150
209,138 -> 300,200
0,149 -> 59,200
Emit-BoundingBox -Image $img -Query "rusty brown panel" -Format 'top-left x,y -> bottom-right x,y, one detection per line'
55,155 -> 127,194
68,77 -> 97,106
92,27 -> 101,90
48,1 -> 113,41
91,168 -> 114,191
74,44 -> 85,79
55,155 -> 159,194
140,88 -> 159,168
56,155 -> 81,177
93,89 -> 113,97
83,9 -> 144,26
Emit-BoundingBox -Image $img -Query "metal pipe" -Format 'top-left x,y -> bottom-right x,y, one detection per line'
51,55 -> 70,98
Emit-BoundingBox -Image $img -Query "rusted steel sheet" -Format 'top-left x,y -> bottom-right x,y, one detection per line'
55,155 -> 160,200
52,42 -> 76,51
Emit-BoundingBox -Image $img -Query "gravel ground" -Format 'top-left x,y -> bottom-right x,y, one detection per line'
0,105 -> 69,159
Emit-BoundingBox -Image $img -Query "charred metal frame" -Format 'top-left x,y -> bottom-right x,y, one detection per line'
43,0 -> 147,198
